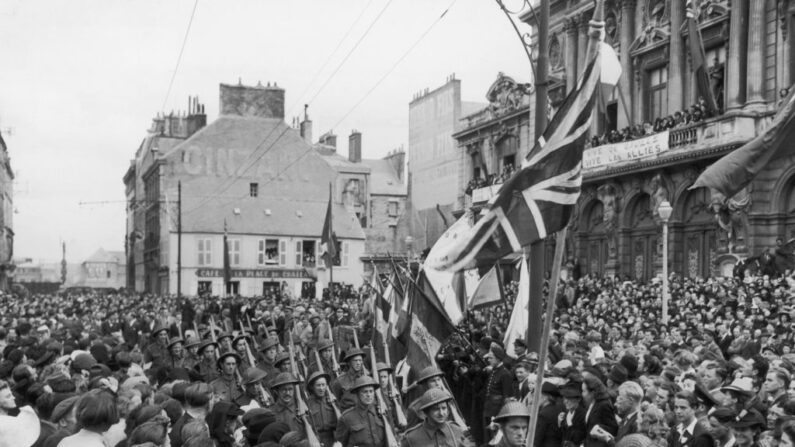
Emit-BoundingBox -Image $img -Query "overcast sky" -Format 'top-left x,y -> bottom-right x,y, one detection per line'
0,0 -> 532,263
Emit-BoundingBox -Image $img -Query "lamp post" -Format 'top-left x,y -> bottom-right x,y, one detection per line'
658,200 -> 673,325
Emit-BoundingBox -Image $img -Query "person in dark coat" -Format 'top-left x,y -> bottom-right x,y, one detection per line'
667,391 -> 714,447
582,375 -> 618,447
614,381 -> 644,443
535,382 -> 564,447
483,346 -> 514,440
559,382 -> 587,447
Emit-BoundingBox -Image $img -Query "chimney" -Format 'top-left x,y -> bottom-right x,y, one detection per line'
348,130 -> 362,163
319,131 -> 337,149
185,95 -> 207,137
384,147 -> 406,181
299,104 -> 313,144
219,81 -> 285,119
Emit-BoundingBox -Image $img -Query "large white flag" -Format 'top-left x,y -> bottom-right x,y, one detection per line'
503,256 -> 530,350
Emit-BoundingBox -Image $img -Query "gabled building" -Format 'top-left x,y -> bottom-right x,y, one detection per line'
124,81 -> 368,297
78,248 -> 126,289
314,130 -> 409,276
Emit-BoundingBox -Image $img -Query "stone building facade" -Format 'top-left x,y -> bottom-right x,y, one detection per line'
458,0 -> 795,280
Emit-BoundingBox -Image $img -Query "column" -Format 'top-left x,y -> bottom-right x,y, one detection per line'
789,1 -> 795,86
668,0 -> 685,113
726,0 -> 749,110
564,17 -> 579,93
745,0 -> 766,109
618,0 -> 636,127
577,13 -> 589,74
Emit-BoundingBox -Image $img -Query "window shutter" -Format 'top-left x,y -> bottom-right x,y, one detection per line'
296,241 -> 302,266
279,240 -> 287,266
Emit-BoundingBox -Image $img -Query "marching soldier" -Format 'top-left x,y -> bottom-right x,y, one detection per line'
331,347 -> 368,410
210,350 -> 246,405
193,340 -> 220,383
406,365 -> 447,426
217,331 -> 234,352
493,401 -> 532,447
309,340 -> 336,374
269,372 -> 305,434
183,338 -> 201,370
232,333 -> 252,371
257,337 -> 281,380
335,376 -> 386,447
241,366 -> 270,407
402,388 -> 472,447
305,370 -> 338,447
274,352 -> 293,374
166,336 -> 186,369
144,323 -> 170,369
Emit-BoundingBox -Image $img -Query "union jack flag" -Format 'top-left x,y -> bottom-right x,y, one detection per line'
428,44 -> 611,272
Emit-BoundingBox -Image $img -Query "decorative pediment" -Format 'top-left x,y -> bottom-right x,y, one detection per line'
486,73 -> 531,117
629,24 -> 670,53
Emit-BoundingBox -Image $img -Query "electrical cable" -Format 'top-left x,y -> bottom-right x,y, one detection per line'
161,0 -> 199,112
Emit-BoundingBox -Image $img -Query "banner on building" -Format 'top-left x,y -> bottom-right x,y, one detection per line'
583,130 -> 670,171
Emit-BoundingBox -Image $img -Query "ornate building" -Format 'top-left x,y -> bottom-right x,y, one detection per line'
458,0 -> 795,280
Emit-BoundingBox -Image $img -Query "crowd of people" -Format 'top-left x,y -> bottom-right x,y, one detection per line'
588,98 -> 716,149
1,266 -> 795,447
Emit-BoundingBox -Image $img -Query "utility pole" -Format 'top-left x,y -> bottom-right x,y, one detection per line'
177,181 -> 182,298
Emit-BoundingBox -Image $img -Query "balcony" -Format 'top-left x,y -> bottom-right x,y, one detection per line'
466,113 -> 764,205
582,113 -> 762,180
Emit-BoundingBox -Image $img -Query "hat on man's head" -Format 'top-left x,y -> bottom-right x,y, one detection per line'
608,364 -> 628,385
730,408 -> 766,429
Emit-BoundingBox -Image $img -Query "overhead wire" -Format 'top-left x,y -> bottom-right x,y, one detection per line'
305,0 -> 395,105
161,0 -> 200,112
180,0 -> 396,215
329,0 -> 459,129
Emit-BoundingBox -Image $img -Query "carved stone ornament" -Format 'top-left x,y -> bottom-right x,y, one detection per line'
549,34 -> 563,69
698,0 -> 729,22
486,73 -> 531,117
630,0 -> 671,51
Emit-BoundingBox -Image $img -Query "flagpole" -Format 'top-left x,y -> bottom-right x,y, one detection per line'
525,229 -> 567,447
328,182 -> 334,290
527,0 -> 550,354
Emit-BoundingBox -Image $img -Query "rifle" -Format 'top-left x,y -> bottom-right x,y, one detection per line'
313,349 -> 342,419
288,333 -> 322,447
382,340 -> 408,427
245,314 -> 260,350
369,345 -> 400,447
326,325 -> 342,377
243,339 -> 273,407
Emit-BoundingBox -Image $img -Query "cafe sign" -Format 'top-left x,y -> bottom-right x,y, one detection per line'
195,268 -> 313,279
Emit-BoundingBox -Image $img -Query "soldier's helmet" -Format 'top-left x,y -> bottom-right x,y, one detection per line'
494,401 -> 531,422
418,388 -> 453,411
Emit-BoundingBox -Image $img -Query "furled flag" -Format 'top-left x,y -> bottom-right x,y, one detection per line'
686,0 -> 718,115
397,270 -> 457,371
319,183 -> 339,268
691,87 -> 795,199
372,273 -> 406,362
428,40 -> 621,272
223,220 -> 231,292
468,264 -> 505,310
503,256 -> 529,351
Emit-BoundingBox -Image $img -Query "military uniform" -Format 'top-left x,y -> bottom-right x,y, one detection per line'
307,394 -> 338,447
331,370 -> 366,410
144,342 -> 169,369
210,374 -> 245,405
271,400 -> 305,434
194,358 -> 220,383
401,420 -> 468,447
335,403 -> 386,447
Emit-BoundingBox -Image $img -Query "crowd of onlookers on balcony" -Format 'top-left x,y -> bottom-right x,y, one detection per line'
588,97 -> 717,148
465,164 -> 517,195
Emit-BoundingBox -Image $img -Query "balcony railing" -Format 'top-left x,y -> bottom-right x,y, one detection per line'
466,113 -> 763,205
